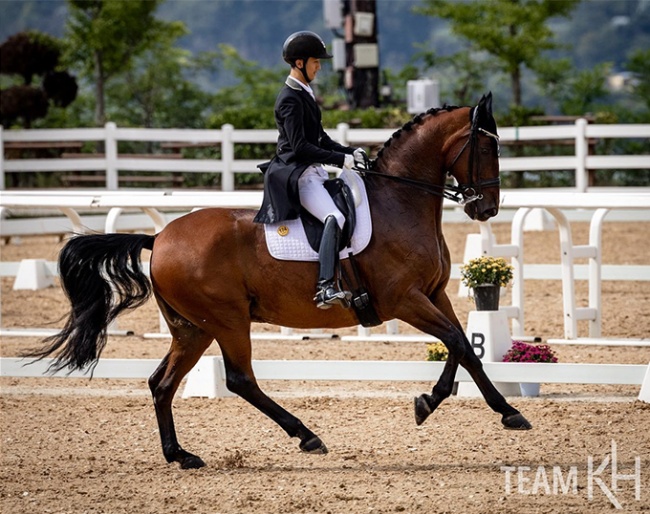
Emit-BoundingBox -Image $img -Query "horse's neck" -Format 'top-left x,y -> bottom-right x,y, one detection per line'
368,114 -> 464,240
367,160 -> 446,241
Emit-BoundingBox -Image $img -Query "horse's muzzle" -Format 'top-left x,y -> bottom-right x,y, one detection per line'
466,202 -> 498,222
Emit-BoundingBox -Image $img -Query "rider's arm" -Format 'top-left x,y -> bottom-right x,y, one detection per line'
277,94 -> 349,167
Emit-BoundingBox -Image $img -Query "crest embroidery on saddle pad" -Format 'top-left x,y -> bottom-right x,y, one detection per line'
263,169 -> 372,261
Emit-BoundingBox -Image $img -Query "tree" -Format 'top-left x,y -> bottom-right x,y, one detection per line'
627,49 -> 650,113
0,31 -> 60,85
65,0 -> 185,126
104,25 -> 210,128
0,30 -> 77,128
416,0 -> 579,107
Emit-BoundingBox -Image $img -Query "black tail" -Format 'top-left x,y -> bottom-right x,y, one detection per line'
23,233 -> 155,373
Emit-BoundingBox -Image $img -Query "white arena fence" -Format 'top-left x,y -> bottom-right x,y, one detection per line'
0,357 -> 647,398
0,190 -> 648,346
1,191 -> 649,398
1,120 -> 649,192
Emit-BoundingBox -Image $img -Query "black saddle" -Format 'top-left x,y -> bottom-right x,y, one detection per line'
301,178 -> 357,253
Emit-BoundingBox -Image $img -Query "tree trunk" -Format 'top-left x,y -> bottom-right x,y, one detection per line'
511,66 -> 521,107
94,50 -> 105,127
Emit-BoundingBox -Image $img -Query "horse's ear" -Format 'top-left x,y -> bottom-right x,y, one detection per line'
484,91 -> 493,115
478,92 -> 493,116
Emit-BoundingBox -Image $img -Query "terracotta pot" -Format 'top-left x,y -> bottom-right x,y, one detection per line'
473,284 -> 500,311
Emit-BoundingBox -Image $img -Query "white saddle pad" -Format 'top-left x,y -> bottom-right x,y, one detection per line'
264,169 -> 372,261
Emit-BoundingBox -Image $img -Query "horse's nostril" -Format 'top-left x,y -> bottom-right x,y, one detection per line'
477,207 -> 498,221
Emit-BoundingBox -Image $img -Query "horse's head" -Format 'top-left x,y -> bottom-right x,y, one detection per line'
446,92 -> 501,221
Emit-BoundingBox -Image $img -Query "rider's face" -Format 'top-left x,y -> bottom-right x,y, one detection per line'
296,57 -> 321,83
305,58 -> 321,81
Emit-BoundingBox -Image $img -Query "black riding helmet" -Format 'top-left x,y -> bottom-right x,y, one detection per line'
282,31 -> 332,83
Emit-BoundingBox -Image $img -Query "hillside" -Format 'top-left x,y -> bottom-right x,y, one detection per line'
2,0 -> 648,74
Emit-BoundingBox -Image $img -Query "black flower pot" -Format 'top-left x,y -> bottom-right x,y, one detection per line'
473,284 -> 500,311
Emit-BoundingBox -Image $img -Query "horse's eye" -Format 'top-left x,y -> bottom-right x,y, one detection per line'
480,146 -> 490,155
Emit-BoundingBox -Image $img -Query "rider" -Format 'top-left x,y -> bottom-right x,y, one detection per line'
254,31 -> 367,309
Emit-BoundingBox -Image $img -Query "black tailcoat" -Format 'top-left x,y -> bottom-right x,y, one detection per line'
253,79 -> 354,224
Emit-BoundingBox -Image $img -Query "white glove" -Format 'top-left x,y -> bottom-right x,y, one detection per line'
353,147 -> 368,167
343,154 -> 354,170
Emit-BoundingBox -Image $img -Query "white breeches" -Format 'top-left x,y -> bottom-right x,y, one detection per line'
298,165 -> 345,229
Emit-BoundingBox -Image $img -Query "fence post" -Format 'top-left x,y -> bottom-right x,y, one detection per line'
105,122 -> 118,190
221,124 -> 234,191
575,118 -> 588,192
336,122 -> 349,146
0,125 -> 5,190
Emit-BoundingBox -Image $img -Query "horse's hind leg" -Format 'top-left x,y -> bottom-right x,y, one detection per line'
148,301 -> 214,468
217,329 -> 328,454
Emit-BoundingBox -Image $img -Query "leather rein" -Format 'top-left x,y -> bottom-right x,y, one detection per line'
355,116 -> 501,206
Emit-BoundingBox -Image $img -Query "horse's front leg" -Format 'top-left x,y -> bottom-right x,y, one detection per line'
414,354 -> 459,425
400,289 -> 531,430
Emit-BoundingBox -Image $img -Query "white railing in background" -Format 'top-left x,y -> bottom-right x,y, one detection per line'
1,120 -> 649,191
1,191 -> 648,344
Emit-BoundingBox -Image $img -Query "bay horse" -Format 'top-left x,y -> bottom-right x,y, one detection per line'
26,93 -> 531,469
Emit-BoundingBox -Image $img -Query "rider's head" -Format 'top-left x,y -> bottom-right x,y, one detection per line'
282,31 -> 332,84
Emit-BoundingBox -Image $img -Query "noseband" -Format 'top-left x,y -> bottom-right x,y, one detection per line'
445,123 -> 501,205
358,109 -> 501,206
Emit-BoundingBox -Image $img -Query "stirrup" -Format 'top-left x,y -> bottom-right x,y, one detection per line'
314,286 -> 350,309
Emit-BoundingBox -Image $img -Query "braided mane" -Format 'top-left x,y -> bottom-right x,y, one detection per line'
374,104 -> 461,164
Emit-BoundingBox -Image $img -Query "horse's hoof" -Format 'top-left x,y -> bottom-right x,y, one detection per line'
414,395 -> 432,426
300,436 -> 328,454
502,413 -> 532,430
179,454 -> 206,469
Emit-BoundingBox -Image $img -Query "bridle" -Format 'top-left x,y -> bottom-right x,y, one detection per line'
356,108 -> 501,206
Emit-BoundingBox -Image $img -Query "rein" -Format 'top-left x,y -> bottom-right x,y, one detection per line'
356,119 -> 501,206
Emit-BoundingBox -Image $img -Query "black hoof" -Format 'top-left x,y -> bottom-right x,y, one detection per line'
300,436 -> 328,454
502,413 -> 532,430
178,452 -> 206,469
414,395 -> 432,426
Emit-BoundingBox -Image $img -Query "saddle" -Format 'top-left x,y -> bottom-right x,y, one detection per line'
300,178 -> 356,253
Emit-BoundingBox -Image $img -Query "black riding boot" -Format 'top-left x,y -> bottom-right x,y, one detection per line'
314,216 -> 350,309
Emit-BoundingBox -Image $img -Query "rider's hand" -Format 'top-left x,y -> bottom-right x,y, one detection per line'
343,154 -> 355,170
353,148 -> 368,168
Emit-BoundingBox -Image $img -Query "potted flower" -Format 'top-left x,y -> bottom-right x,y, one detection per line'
426,342 -> 458,394
459,256 -> 513,311
426,342 -> 449,362
502,340 -> 558,397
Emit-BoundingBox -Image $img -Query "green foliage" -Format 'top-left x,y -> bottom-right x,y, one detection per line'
106,42 -> 212,128
64,0 -> 186,124
416,0 -> 579,105
0,30 -> 61,84
0,29 -> 77,128
210,44 -> 285,111
627,49 -> 650,112
558,63 -> 612,116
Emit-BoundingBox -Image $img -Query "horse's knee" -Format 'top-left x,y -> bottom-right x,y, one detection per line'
444,331 -> 467,360
225,370 -> 257,396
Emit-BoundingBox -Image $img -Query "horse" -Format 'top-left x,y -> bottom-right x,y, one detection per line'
26,93 -> 531,470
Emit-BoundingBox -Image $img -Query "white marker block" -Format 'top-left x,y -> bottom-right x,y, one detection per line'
12,259 -> 54,290
457,310 -> 521,397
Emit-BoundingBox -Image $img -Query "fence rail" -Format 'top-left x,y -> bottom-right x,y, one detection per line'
1,190 -> 648,343
2,120 -> 649,191
1,357 -> 646,386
